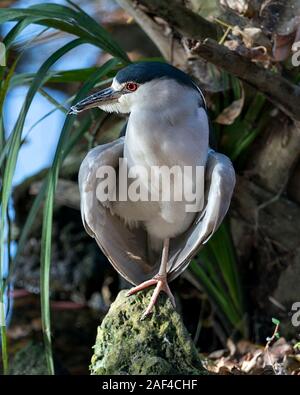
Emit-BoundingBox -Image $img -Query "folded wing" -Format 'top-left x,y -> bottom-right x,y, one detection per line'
167,150 -> 236,279
79,141 -> 236,285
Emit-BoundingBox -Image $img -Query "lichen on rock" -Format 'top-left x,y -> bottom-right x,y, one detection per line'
90,289 -> 207,375
10,342 -> 48,375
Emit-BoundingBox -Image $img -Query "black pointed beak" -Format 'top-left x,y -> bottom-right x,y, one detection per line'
69,87 -> 121,114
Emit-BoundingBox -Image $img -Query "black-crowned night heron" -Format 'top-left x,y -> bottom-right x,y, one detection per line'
71,62 -> 235,319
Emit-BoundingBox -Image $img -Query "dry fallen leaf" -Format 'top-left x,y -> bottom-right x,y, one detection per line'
273,31 -> 297,61
215,88 -> 245,125
273,23 -> 300,61
208,349 -> 227,359
227,338 -> 236,356
225,39 -> 270,62
259,0 -> 300,61
237,339 -> 263,354
220,0 -> 249,15
270,338 -> 293,356
204,337 -> 298,375
241,350 -> 263,373
232,26 -> 269,49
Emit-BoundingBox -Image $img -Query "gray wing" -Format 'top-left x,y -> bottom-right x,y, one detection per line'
79,137 -> 158,286
79,141 -> 235,285
167,149 -> 236,280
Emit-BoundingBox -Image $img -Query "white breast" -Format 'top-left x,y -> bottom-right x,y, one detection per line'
114,80 -> 209,245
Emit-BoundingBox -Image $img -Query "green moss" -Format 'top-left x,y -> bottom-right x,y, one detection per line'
10,342 -> 48,375
90,289 -> 207,375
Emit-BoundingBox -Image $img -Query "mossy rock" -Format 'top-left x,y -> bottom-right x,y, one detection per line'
90,289 -> 207,375
10,342 -> 48,375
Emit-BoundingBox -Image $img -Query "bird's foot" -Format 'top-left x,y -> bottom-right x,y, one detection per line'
127,274 -> 176,320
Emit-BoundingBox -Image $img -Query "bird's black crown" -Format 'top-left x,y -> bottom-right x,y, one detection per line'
116,62 -> 196,90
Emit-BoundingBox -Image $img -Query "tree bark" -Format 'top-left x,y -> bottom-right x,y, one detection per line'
118,0 -> 300,121
189,39 -> 300,120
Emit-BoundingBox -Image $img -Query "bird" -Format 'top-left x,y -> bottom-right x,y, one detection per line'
70,61 -> 236,319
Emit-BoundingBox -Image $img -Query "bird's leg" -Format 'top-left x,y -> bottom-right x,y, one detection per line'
127,238 -> 176,319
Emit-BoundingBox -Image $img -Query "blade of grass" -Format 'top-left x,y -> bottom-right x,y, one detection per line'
4,19 -> 36,49
189,260 -> 242,329
206,224 -> 243,314
0,3 -> 129,62
189,222 -> 246,335
10,70 -> 115,89
39,58 -> 119,374
7,113 -> 93,281
0,28 -> 53,376
0,60 -> 19,169
0,26 -> 56,171
0,38 -> 86,375
0,3 -> 127,373
4,79 -> 116,289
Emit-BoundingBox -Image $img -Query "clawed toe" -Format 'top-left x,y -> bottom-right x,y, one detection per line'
127,275 -> 176,320
126,278 -> 157,297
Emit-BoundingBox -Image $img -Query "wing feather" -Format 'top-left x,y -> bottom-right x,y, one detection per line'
78,137 -> 158,285
79,140 -> 235,284
167,150 -> 236,280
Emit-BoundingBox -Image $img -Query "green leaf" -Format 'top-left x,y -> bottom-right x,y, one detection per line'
0,3 -> 129,62
0,38 -> 86,375
0,39 -> 83,378
0,1 -> 128,374
272,318 -> 281,326
10,68 -> 115,87
39,58 -> 119,374
294,342 -> 300,351
189,223 -> 246,336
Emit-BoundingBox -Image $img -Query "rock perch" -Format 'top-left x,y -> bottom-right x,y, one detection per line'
90,290 -> 207,375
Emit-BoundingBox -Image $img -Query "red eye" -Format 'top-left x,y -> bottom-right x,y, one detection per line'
126,82 -> 138,92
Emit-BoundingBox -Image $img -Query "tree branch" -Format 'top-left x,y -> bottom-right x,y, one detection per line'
190,39 -> 300,121
135,0 -> 219,40
119,0 -> 300,121
117,0 -> 186,65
